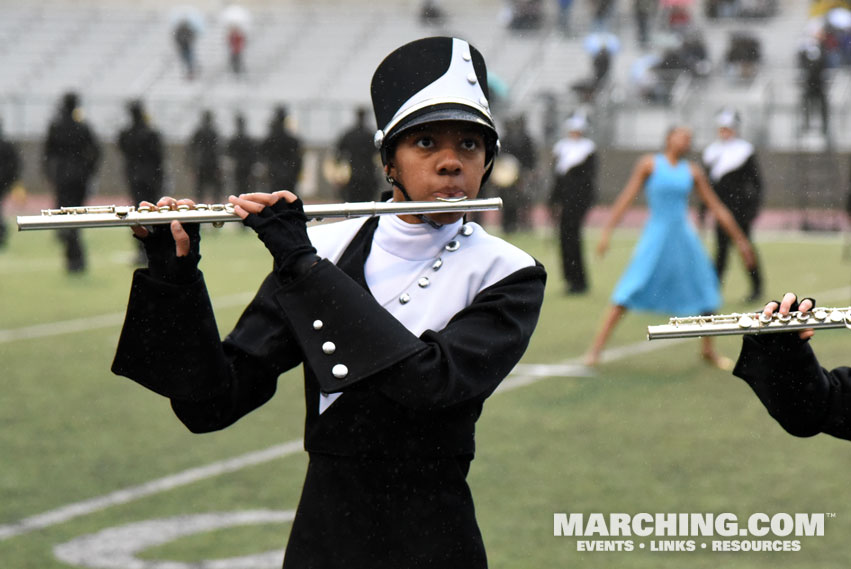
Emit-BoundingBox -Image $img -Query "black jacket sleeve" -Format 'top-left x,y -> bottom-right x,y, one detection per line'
111,270 -> 303,432
733,334 -> 851,440
113,257 -> 546,430
273,259 -> 547,409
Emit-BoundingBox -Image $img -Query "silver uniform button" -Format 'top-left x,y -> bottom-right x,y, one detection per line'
460,224 -> 473,236
332,364 -> 348,379
399,293 -> 411,304
445,240 -> 460,252
418,277 -> 430,288
432,258 -> 443,271
312,320 -> 323,330
322,341 -> 336,354
467,72 -> 477,85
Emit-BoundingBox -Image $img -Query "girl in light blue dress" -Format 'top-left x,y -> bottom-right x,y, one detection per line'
585,127 -> 756,368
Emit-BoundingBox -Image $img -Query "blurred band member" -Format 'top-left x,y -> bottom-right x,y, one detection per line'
118,100 -> 164,263
43,92 -> 101,273
549,113 -> 597,294
702,108 -> 763,302
0,117 -> 21,248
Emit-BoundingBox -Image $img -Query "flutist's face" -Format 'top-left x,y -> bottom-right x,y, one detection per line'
387,121 -> 487,225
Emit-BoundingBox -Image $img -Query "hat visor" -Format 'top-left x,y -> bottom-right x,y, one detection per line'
387,106 -> 496,144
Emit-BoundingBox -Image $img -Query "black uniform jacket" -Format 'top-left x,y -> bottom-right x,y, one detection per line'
734,334 -> 851,440
112,217 -> 547,459
702,139 -> 763,219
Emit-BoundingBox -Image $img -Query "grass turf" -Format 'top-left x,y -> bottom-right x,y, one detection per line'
1,220 -> 849,568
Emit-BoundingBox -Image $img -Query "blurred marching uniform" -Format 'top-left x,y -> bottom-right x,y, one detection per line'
187,110 -> 224,204
118,101 -> 164,205
0,118 -> 21,248
262,106 -> 303,193
227,114 -> 258,194
498,114 -> 536,233
118,100 -> 165,263
111,37 -> 546,568
702,108 -> 763,302
549,114 -> 597,293
334,107 -> 379,202
43,92 -> 101,273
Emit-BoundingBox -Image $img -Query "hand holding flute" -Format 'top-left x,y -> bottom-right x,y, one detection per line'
761,293 -> 816,341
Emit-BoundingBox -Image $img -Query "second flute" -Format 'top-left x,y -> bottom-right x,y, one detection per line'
647,307 -> 851,340
17,198 -> 503,231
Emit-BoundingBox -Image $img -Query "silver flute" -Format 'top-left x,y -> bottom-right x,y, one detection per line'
647,307 -> 851,340
16,198 -> 502,231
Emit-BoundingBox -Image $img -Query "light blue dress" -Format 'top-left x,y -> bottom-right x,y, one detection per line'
611,154 -> 720,316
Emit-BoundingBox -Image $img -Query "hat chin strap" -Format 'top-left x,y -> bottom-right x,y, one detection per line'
385,174 -> 445,229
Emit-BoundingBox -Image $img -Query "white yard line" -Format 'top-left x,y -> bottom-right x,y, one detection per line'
0,293 -> 254,344
1,285 -> 848,541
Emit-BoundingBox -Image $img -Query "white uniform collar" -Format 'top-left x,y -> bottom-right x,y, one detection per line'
373,212 -> 463,261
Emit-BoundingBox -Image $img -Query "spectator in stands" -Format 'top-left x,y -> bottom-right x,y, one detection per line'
261,105 -> 303,193
42,92 -> 101,273
118,100 -> 165,264
549,112 -> 597,294
334,106 -> 379,203
0,117 -> 21,249
634,0 -> 656,48
228,26 -> 246,75
227,113 -> 258,196
419,0 -> 447,25
507,0 -> 544,30
725,32 -> 762,79
557,0 -> 574,36
592,0 -> 615,32
187,110 -> 224,204
174,19 -> 197,79
799,41 -> 830,135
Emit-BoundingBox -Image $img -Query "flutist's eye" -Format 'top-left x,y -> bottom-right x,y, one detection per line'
415,136 -> 435,149
460,138 -> 479,151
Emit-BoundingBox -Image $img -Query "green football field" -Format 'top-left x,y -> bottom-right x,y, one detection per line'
1,219 -> 850,569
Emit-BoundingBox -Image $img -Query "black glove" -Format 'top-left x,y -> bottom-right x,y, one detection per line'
242,197 -> 318,280
751,295 -> 817,348
135,223 -> 202,285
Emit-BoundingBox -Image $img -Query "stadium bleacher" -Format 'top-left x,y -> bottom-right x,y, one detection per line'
0,0 -> 842,150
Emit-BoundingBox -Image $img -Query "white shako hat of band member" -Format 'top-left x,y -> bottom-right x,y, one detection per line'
564,112 -> 588,134
370,36 -> 499,188
715,107 -> 741,130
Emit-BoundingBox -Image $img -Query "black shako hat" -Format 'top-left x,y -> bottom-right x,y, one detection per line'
370,37 -> 499,170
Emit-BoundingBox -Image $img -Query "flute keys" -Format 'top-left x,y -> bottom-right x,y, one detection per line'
814,309 -> 828,321
829,310 -> 844,323
737,315 -> 755,329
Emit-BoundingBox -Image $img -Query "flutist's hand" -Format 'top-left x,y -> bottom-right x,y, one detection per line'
132,197 -> 201,283
762,292 -> 816,340
229,191 -> 319,279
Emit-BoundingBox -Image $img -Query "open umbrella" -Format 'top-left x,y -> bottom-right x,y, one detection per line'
220,4 -> 252,32
583,32 -> 621,55
168,5 -> 205,33
827,7 -> 851,29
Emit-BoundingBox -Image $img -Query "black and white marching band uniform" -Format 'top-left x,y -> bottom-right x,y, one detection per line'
701,112 -> 763,300
549,115 -> 596,293
111,36 -> 546,568
735,329 -> 851,441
